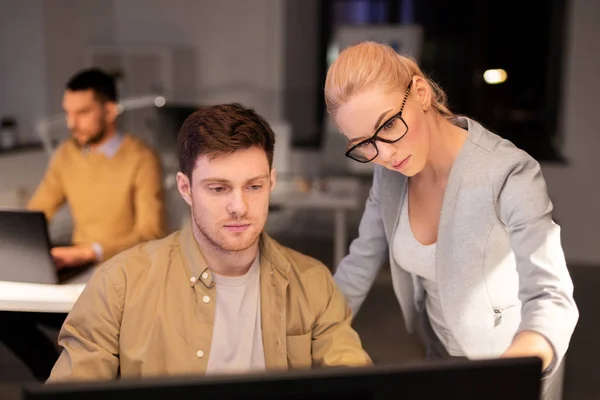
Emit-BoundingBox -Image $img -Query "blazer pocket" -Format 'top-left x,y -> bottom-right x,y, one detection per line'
492,302 -> 521,327
286,332 -> 312,369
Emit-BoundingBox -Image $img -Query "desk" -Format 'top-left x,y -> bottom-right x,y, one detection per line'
270,188 -> 361,269
0,268 -> 94,313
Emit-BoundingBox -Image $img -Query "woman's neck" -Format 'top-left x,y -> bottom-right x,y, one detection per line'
415,116 -> 467,187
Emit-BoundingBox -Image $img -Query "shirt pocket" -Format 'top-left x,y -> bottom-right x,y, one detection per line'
286,332 -> 312,369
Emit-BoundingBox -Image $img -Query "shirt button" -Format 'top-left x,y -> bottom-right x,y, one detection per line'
203,295 -> 210,303
201,272 -> 209,280
196,350 -> 204,358
190,276 -> 196,283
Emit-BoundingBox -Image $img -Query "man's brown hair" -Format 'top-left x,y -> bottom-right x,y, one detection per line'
177,103 -> 276,179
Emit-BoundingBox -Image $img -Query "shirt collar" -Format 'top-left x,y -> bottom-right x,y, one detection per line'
83,132 -> 123,158
178,222 -> 290,288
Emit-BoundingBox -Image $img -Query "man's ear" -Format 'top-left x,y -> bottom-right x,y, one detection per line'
269,168 -> 277,192
104,101 -> 119,125
176,172 -> 193,206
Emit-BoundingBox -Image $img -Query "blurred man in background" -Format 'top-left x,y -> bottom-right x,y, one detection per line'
28,68 -> 166,267
0,68 -> 166,381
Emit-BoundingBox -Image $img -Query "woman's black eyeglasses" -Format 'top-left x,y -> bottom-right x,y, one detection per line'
345,81 -> 413,163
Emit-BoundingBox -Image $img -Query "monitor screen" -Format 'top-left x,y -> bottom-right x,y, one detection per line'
22,357 -> 542,400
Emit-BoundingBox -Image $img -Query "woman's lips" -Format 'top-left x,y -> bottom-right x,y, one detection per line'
393,155 -> 411,170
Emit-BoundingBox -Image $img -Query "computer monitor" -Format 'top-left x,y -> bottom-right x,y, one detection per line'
22,357 -> 542,400
0,210 -> 91,284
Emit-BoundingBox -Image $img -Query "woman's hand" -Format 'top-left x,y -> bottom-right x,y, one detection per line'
501,330 -> 555,371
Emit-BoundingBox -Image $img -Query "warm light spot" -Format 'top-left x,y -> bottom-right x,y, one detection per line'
483,69 -> 508,84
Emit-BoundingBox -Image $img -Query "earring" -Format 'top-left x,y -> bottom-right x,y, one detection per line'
423,104 -> 429,111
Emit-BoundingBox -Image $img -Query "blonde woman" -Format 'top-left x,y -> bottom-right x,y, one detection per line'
325,41 -> 577,398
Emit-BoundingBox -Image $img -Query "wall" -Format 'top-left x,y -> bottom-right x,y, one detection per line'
0,0 -> 286,142
0,0 -> 115,142
112,0 -> 286,122
282,0 -> 321,143
43,0 -> 116,117
0,0 -> 46,143
541,0 -> 600,265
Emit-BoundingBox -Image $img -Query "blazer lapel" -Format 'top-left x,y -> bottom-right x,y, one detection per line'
436,118 -> 477,290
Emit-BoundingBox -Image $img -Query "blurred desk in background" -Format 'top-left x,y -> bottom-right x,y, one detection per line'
0,268 -> 94,313
270,177 -> 362,269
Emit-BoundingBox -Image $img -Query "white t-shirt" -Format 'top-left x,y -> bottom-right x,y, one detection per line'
206,255 -> 266,374
392,190 -> 464,356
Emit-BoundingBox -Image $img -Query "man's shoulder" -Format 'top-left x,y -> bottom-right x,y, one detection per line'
98,230 -> 181,278
51,139 -> 78,160
263,236 -> 333,282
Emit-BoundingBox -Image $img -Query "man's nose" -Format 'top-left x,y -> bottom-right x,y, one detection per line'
227,190 -> 248,216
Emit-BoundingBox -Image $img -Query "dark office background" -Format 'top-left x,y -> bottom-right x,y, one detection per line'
1,1 -> 598,399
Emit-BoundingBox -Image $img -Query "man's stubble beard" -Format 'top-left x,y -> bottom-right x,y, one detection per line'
71,124 -> 108,148
192,213 -> 261,254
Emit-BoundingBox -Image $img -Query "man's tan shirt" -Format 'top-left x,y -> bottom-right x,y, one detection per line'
48,224 -> 371,381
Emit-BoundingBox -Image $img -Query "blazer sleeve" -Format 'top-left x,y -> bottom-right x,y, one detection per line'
494,148 -> 579,375
334,165 -> 389,316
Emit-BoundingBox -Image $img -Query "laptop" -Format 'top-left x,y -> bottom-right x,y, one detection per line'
22,357 -> 542,400
0,210 -> 92,284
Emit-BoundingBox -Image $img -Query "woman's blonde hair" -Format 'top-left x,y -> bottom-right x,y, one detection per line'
324,41 -> 453,120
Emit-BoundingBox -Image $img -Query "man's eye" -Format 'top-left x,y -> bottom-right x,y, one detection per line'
211,187 -> 225,193
249,185 -> 262,191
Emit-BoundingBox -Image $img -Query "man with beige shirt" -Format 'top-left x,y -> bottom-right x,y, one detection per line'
48,103 -> 371,381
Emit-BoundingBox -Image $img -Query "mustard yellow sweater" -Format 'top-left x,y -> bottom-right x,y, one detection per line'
28,134 -> 166,261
